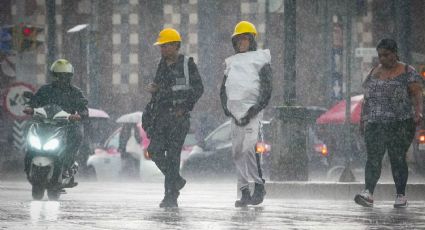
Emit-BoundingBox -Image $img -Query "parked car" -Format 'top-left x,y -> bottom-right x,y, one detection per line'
181,120 -> 272,178
412,129 -> 425,174
307,125 -> 330,168
181,118 -> 330,178
86,112 -> 197,181
78,108 -> 116,175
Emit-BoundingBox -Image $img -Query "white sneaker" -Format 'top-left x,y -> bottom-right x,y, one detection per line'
394,194 -> 407,208
354,189 -> 373,207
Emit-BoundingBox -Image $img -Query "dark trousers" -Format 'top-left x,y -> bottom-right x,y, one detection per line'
364,119 -> 415,195
148,112 -> 190,197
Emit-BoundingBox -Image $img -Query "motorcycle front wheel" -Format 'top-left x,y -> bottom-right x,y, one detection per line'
32,184 -> 45,200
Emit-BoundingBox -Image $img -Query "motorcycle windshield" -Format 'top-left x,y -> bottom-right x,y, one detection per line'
33,104 -> 70,125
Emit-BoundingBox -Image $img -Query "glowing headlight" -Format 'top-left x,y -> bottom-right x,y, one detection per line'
28,135 -> 42,150
43,139 -> 60,151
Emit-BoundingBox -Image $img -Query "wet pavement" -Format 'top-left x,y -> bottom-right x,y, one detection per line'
1,180 -> 425,230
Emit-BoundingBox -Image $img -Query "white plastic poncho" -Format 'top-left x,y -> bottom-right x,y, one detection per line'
224,49 -> 271,120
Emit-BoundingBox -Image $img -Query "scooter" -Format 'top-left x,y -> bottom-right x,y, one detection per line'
25,103 -> 79,200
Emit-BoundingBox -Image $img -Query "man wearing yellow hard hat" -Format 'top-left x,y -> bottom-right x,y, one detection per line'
220,21 -> 273,207
143,28 -> 204,208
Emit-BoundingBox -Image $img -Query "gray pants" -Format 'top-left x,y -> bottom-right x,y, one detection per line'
231,113 -> 264,190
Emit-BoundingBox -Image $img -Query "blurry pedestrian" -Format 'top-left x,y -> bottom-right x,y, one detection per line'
354,38 -> 423,208
143,28 -> 204,208
220,21 -> 272,207
118,123 -> 141,178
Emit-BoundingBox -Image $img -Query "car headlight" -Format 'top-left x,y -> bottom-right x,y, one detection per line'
28,134 -> 42,150
43,138 -> 60,151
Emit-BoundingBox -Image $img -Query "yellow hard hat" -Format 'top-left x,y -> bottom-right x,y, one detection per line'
154,28 -> 182,45
50,59 -> 74,74
232,21 -> 257,38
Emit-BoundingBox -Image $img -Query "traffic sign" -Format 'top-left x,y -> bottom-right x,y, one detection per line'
3,82 -> 35,120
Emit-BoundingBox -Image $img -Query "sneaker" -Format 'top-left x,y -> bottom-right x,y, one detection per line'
394,194 -> 407,208
235,187 -> 251,208
354,189 -> 373,207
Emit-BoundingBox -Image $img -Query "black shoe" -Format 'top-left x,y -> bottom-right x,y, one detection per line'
176,177 -> 186,191
250,182 -> 266,205
235,187 -> 251,207
159,195 -> 178,208
63,177 -> 78,188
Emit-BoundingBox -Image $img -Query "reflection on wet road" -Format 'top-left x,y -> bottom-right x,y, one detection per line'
1,181 -> 425,229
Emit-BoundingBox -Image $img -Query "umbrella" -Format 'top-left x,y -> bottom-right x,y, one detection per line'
88,108 -> 109,118
116,111 -> 143,123
316,95 -> 363,124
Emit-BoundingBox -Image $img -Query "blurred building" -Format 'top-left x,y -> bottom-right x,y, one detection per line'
1,0 -> 425,161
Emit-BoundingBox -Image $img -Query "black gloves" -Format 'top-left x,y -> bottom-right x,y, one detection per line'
234,106 -> 259,127
235,117 -> 250,126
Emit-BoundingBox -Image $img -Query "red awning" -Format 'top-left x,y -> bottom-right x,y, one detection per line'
316,95 -> 363,124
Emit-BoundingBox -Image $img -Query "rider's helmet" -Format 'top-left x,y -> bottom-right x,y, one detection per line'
50,59 -> 74,85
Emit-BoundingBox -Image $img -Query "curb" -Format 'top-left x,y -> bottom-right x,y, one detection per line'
265,182 -> 425,200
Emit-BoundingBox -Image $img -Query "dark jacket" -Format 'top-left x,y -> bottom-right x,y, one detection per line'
29,83 -> 89,119
220,63 -> 273,121
152,54 -> 204,114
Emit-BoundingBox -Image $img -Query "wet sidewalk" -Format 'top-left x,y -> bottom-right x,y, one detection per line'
1,181 -> 425,230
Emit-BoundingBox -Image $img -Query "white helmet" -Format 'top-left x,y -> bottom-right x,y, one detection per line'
50,59 -> 74,74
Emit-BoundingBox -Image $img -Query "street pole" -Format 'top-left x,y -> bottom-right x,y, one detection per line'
339,0 -> 356,182
395,0 -> 411,63
283,0 -> 296,106
88,0 -> 100,108
271,0 -> 321,181
14,0 -> 25,82
264,0 -> 270,49
45,0 -> 56,82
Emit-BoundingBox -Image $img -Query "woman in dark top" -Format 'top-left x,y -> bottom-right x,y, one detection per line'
354,39 -> 423,208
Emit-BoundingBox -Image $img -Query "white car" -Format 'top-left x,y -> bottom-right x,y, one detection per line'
86,112 -> 197,181
86,112 -> 162,181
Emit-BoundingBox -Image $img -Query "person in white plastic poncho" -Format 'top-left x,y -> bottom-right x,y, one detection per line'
220,21 -> 273,207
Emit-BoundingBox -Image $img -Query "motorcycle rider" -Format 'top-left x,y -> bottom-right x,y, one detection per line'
220,21 -> 273,207
23,58 -> 88,187
144,28 -> 204,208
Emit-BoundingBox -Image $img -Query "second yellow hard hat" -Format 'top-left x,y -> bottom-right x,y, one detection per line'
232,21 -> 257,38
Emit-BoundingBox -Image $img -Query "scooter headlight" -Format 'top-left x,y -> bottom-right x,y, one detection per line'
28,134 -> 42,150
43,138 -> 60,151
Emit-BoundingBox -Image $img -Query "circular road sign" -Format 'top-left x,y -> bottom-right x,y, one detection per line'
3,82 -> 35,120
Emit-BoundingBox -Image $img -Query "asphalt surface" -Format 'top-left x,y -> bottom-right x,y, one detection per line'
1,180 -> 425,230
